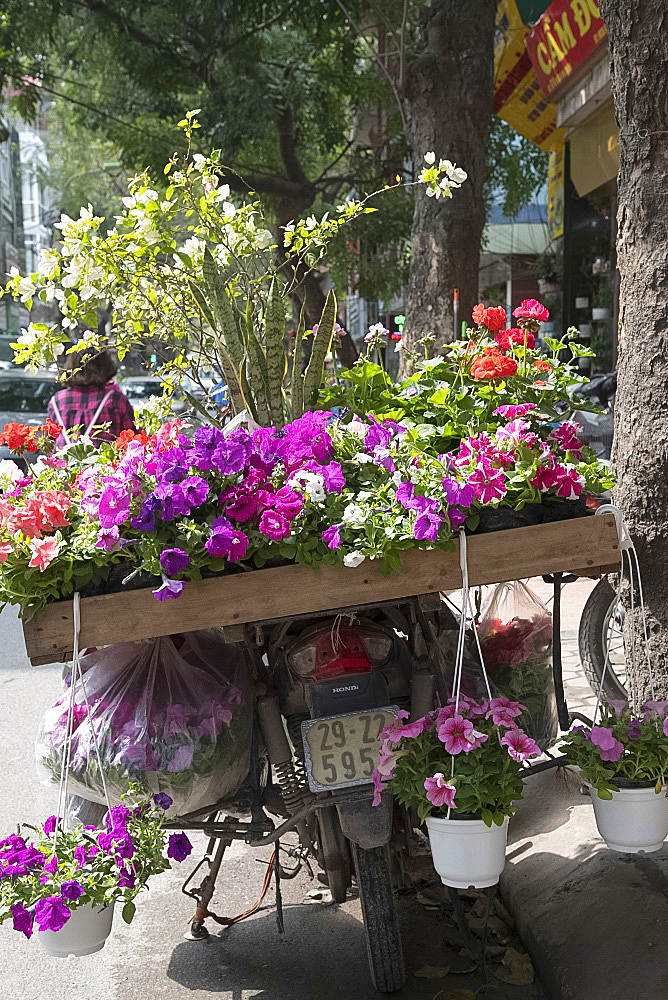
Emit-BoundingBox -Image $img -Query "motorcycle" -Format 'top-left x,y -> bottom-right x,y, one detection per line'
174,594 -> 454,994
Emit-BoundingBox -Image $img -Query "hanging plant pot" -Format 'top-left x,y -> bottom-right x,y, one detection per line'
585,780 -> 668,853
426,815 -> 509,889
38,902 -> 115,958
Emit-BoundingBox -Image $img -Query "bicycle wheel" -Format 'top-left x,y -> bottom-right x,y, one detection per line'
579,578 -> 627,702
353,843 -> 406,993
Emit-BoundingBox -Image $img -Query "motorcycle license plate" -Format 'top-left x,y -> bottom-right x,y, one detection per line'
301,707 -> 399,793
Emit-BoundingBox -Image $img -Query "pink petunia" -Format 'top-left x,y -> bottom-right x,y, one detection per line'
512,298 -> 549,322
371,768 -> 384,807
386,714 -> 433,743
493,403 -> 536,420
468,463 -> 507,503
424,773 -> 457,809
28,536 -> 60,572
501,729 -> 541,762
0,542 -> 13,562
554,465 -> 585,500
437,714 -> 474,754
663,718 -> 668,738
589,725 -> 624,762
531,461 -> 561,492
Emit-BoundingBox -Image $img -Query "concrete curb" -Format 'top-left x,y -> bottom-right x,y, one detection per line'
499,768 -> 668,999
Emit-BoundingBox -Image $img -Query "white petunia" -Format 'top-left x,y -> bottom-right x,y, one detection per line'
343,551 -> 365,568
424,151 -> 436,165
0,459 -> 23,481
342,503 -> 365,526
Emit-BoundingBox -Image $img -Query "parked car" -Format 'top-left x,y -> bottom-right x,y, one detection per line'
0,371 -> 56,468
121,376 -> 188,415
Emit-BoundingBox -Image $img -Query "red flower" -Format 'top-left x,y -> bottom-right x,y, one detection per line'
42,419 -> 63,440
114,429 -> 152,454
0,423 -> 33,451
534,359 -> 550,372
470,348 -> 518,381
495,328 -> 535,351
533,380 -> 547,387
472,303 -> 507,331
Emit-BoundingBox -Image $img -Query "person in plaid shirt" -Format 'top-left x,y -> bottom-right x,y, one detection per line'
47,348 -> 135,449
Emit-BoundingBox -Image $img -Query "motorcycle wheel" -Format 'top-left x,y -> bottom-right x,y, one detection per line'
352,843 -> 406,993
318,806 -> 350,903
578,578 -> 627,702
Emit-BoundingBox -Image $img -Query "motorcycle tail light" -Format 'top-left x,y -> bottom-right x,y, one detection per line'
360,633 -> 393,664
287,626 -> 392,679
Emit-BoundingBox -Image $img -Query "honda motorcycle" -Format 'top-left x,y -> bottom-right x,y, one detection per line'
176,594 -> 453,993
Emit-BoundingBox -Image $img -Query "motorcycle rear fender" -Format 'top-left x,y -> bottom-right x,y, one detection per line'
335,791 -> 393,849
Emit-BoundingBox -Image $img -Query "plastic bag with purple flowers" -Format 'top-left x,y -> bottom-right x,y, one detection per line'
35,630 -> 252,816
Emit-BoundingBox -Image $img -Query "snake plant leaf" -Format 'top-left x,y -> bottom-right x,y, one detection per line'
243,305 -> 271,425
290,303 -> 306,420
303,289 -> 336,410
214,344 -> 246,415
240,360 -> 259,424
188,280 -> 216,330
201,247 -> 245,370
264,277 -> 287,425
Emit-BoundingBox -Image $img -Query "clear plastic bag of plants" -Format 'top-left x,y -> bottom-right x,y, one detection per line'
478,581 -> 557,748
36,630 -> 252,817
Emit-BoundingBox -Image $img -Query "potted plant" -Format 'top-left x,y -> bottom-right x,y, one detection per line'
372,697 -> 540,888
0,788 -> 192,956
561,701 -> 668,853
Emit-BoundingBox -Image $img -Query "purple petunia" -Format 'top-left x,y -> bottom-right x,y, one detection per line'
441,477 -> 475,508
152,575 -> 187,602
160,548 -> 190,576
205,523 -> 249,562
11,903 -> 34,939
167,833 -> 193,863
258,509 -> 291,541
43,816 -> 61,837
97,482 -> 131,529
34,896 -> 71,933
414,506 -> 442,541
322,524 -> 342,550
60,880 -> 85,901
153,792 -> 173,810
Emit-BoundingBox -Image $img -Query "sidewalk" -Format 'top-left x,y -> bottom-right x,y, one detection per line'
500,579 -> 668,1000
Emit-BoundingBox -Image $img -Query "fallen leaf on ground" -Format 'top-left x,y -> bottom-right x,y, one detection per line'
413,965 -> 450,979
494,947 -> 535,985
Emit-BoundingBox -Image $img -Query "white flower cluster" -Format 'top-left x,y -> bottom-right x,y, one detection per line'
418,152 -> 468,200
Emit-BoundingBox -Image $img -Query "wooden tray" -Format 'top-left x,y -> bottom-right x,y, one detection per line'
21,514 -> 621,665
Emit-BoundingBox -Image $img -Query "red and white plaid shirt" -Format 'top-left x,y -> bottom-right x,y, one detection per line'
48,381 -> 135,448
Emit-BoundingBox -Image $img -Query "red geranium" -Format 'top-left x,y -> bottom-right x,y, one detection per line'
534,359 -> 551,372
512,298 -> 549,322
472,303 -> 507,332
114,429 -> 153,454
0,422 -> 34,451
470,348 -> 518,381
494,328 -> 535,351
43,418 -> 63,440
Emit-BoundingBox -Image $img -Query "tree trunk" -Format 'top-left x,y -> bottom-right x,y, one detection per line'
401,0 -> 496,375
599,0 -> 668,699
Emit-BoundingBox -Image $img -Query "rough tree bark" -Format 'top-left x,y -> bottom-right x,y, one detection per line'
599,0 -> 668,696
401,0 -> 496,374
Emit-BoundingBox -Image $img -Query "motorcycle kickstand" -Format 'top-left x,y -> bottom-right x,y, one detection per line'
185,838 -> 231,940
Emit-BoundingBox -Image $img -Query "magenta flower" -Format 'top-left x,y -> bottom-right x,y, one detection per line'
259,509 -> 291,541
437,714 -> 474,754
167,833 -> 193,862
663,718 -> 668,737
641,699 -> 668,720
493,403 -> 536,419
96,525 -> 120,551
414,506 -> 442,541
488,696 -> 526,717
501,729 -> 541,761
160,548 -> 190,575
608,699 -> 629,718
386,714 -> 432,743
224,489 -> 262,522
531,462 -> 561,492
272,486 -> 304,521
152,575 -> 187,602
441,477 -> 475,508
97,482 -> 131,528
589,725 -> 624,762
554,466 -> 585,499
43,816 -> 61,837
34,896 -> 71,933
424,773 -> 457,809
211,439 -> 250,476
372,768 -> 384,807
60,880 -> 84,901
496,418 -> 537,449
512,298 -> 549,322
468,463 -> 507,503
11,903 -> 34,938
322,524 -> 342,549
549,423 -> 584,459
449,508 -> 468,530
205,522 -> 249,561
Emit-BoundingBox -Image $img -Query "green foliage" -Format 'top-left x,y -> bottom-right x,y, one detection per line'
485,119 -> 549,220
561,710 -> 668,798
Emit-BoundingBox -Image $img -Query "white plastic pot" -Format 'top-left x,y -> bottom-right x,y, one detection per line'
586,781 -> 668,853
426,815 -> 509,889
39,902 -> 115,958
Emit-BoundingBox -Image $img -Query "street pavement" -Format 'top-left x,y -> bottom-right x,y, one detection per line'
0,583 -> 595,1000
